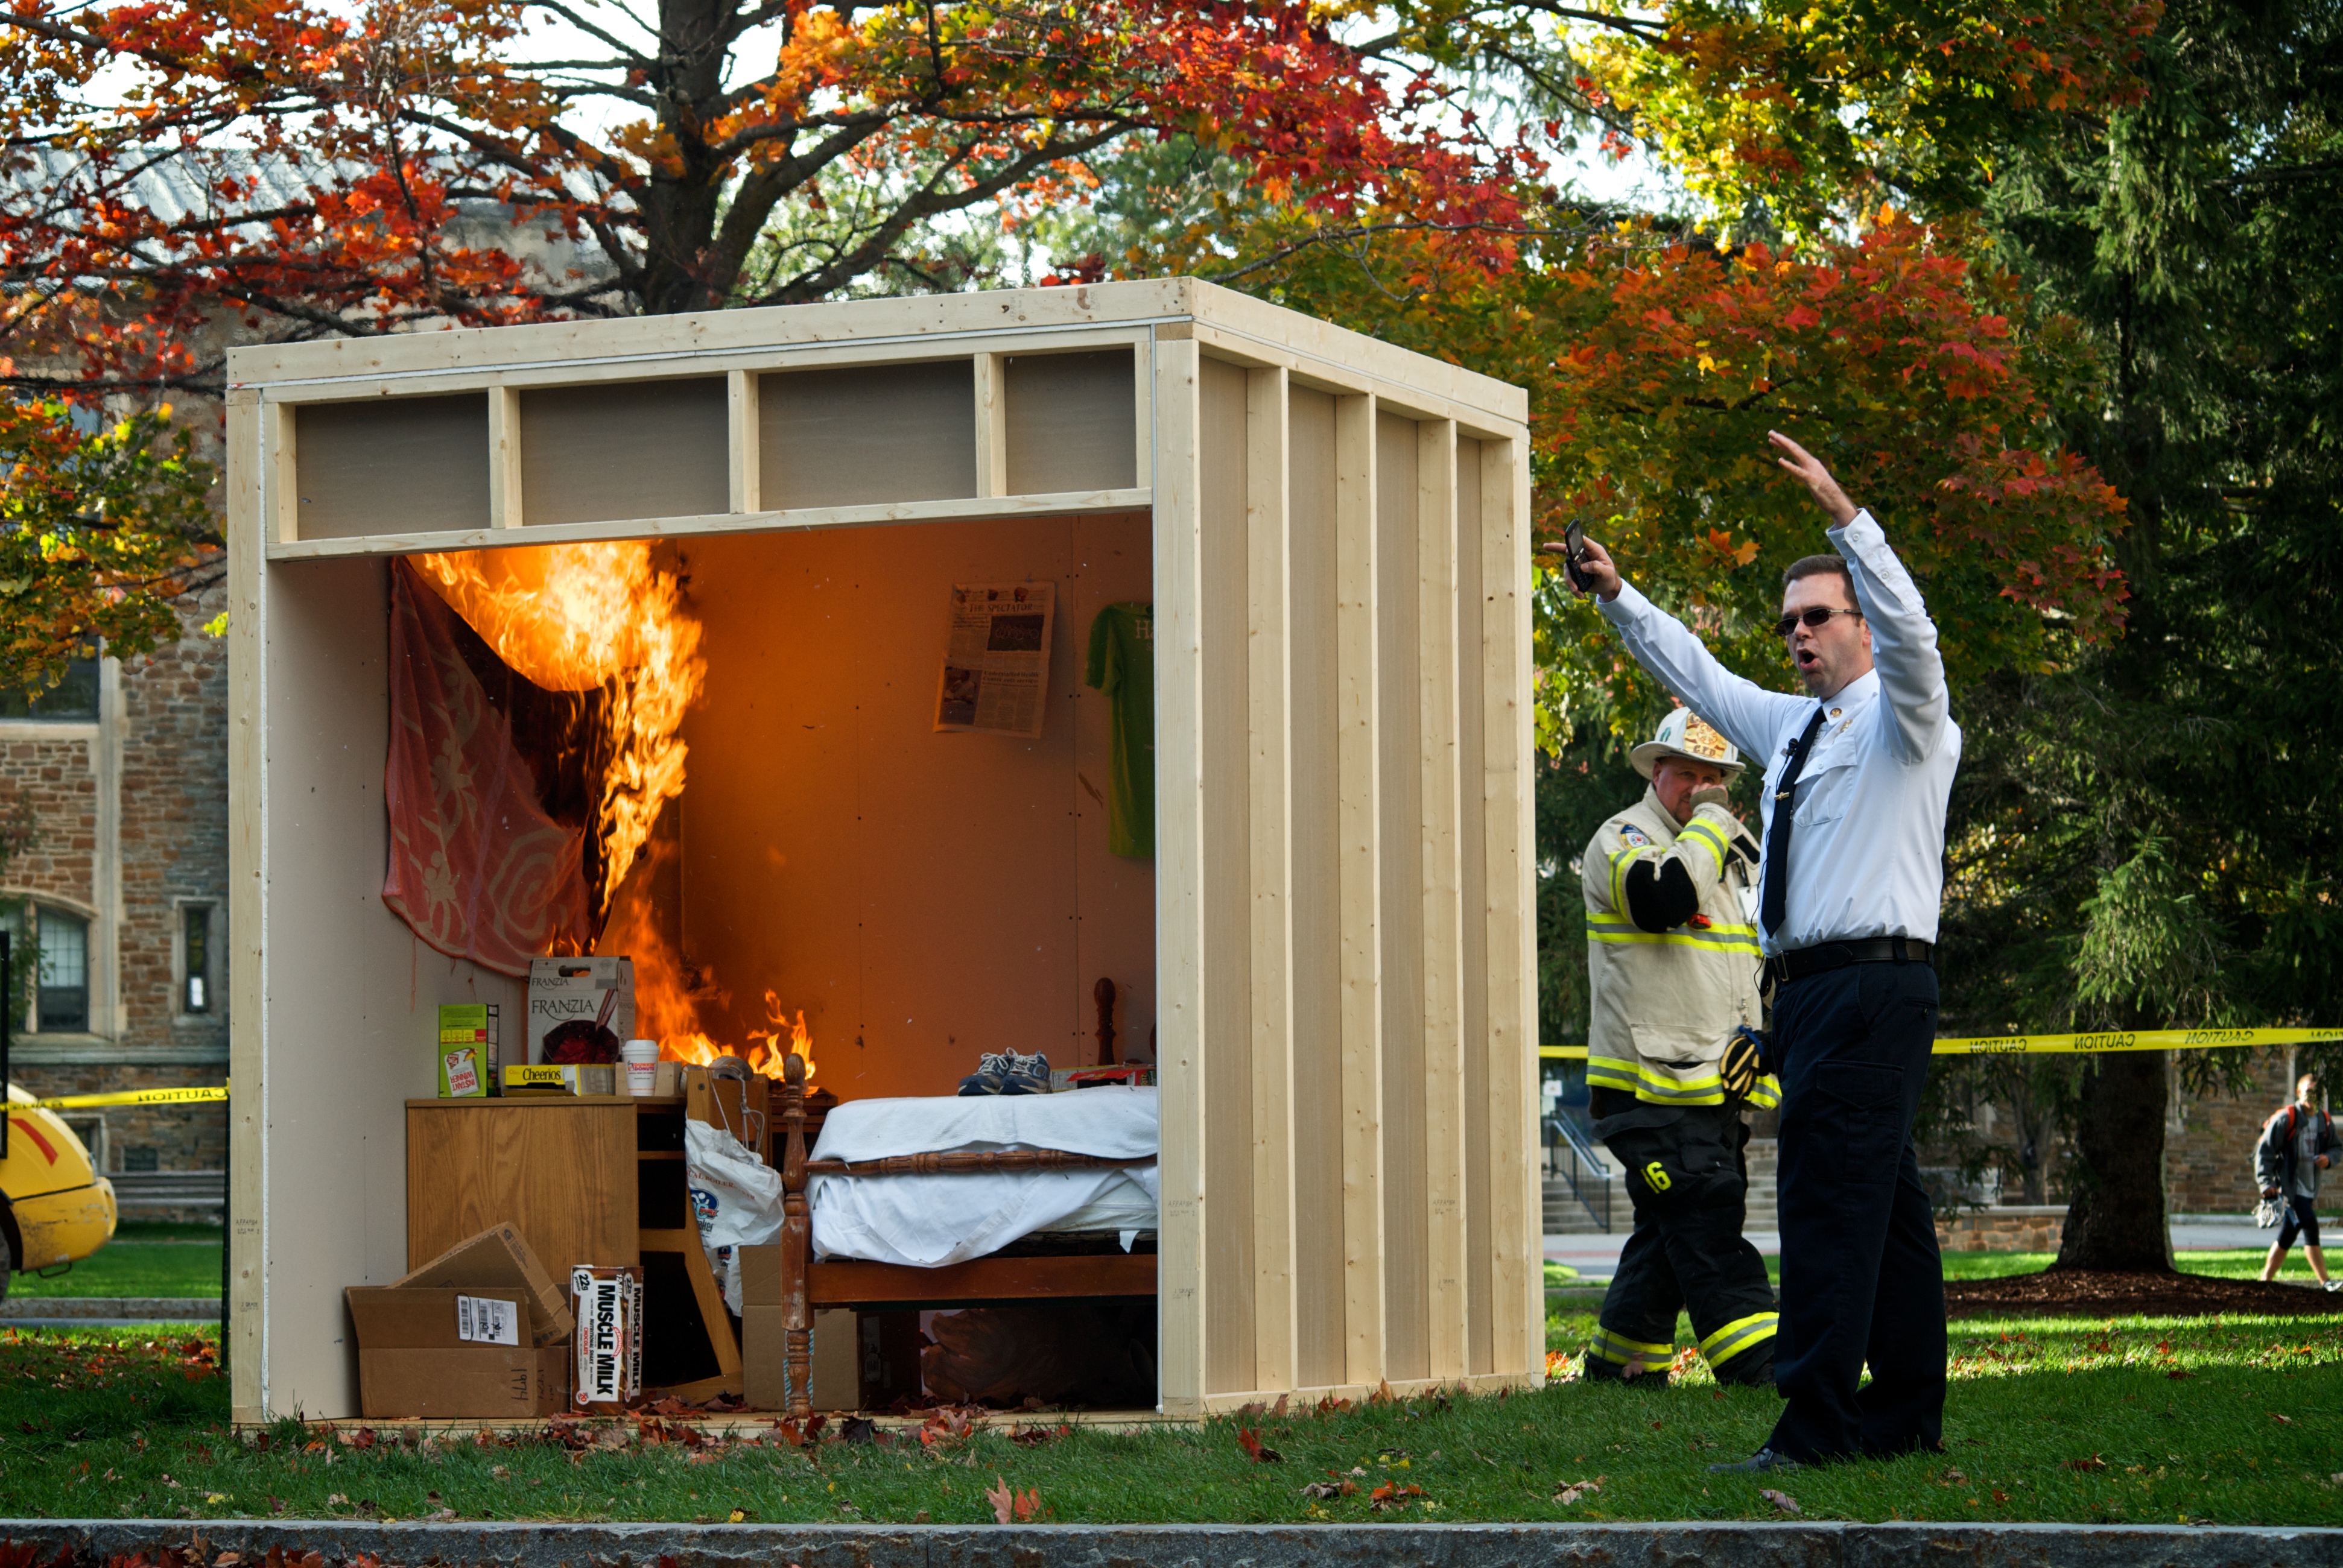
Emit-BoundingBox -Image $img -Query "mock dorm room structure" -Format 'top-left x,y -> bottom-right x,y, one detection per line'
224,278 -> 1541,1423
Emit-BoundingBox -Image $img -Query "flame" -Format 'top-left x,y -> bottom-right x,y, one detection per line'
417,540 -> 814,1092
414,542 -> 705,911
594,821 -> 815,1087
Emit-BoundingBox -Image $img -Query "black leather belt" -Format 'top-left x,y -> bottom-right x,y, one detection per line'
1764,936 -> 1933,985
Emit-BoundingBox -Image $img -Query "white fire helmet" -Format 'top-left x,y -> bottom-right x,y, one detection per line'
1629,708 -> 1743,780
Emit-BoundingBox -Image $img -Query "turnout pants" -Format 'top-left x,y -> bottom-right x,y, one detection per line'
1766,959 -> 1946,1462
1586,1106 -> 1778,1386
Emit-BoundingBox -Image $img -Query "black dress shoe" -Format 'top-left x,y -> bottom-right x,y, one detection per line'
1708,1446 -> 1801,1474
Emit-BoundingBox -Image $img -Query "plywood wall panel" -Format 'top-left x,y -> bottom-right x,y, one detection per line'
519,378 -> 728,526
759,362 -> 977,510
671,515 -> 1153,1100
1454,440 -> 1493,1377
1372,409 -> 1428,1384
292,394 -> 490,540
1198,355 -> 1256,1396
1284,386 -> 1345,1393
259,555 -> 524,1421
1007,350 -> 1139,496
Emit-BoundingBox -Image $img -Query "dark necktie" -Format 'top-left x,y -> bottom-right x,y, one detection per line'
1760,706 -> 1829,937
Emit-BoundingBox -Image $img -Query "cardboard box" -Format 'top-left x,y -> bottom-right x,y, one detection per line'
737,1242 -> 784,1307
571,1264 -> 644,1411
395,1223 -> 574,1347
345,1286 -> 569,1418
742,1305 -> 857,1412
437,1002 -> 506,1098
500,1063 -> 618,1096
528,955 -> 635,1065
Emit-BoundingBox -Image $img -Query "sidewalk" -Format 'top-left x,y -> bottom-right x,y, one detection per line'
1546,1214 -> 2309,1283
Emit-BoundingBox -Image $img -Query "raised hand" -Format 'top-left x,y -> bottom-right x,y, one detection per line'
1769,431 -> 1858,526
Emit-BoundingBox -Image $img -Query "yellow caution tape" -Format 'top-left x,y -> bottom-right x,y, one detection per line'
1929,1028 -> 2342,1056
1540,1027 -> 2341,1062
16,1086 -> 229,1110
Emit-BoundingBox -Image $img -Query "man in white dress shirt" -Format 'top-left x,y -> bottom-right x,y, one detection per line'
1568,431 -> 1960,1468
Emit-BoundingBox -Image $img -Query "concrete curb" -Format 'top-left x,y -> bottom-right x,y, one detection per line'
4,1519 -> 2341,1568
0,1298 -> 222,1321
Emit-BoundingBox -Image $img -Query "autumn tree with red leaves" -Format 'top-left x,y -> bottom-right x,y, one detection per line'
0,0 -> 1532,394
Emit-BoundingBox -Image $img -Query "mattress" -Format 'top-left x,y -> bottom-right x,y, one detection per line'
807,1086 -> 1159,1268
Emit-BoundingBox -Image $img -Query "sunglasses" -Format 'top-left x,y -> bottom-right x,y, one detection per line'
1775,606 -> 1862,639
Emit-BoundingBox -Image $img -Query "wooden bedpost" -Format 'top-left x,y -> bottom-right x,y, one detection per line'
1093,976 -> 1117,1066
781,1050 -> 813,1420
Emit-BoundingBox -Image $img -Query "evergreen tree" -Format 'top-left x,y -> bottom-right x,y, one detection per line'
1936,0 -> 2343,1267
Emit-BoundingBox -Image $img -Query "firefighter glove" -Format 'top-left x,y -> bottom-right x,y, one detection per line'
1721,1026 -> 1768,1104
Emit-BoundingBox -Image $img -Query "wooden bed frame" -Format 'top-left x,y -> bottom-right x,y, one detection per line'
773,1053 -> 1158,1418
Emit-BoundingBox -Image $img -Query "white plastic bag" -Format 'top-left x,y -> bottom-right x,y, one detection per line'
685,1117 -> 785,1314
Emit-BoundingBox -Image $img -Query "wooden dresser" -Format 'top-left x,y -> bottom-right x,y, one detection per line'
405,1093 -> 738,1396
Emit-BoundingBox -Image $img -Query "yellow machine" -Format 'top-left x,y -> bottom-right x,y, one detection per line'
3,1083 -> 117,1293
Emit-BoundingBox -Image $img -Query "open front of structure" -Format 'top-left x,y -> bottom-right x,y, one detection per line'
226,279 -> 1541,1423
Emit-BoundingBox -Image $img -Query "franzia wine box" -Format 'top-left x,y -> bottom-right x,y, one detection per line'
528,956 -> 635,1065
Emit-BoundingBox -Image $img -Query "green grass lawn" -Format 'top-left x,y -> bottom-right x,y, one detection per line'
0,1308 -> 2338,1527
7,1223 -> 223,1300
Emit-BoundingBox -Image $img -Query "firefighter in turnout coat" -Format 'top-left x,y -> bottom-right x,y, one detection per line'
1580,708 -> 1782,1386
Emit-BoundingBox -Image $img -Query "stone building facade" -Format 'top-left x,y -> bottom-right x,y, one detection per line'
4,578 -> 232,1186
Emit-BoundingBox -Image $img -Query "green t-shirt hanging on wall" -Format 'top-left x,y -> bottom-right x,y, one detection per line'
1083,602 -> 1154,858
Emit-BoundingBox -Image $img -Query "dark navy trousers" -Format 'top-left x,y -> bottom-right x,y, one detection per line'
1765,959 -> 1946,1462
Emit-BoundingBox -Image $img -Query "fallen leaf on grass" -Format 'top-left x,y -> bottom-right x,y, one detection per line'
1992,1490 -> 2009,1503
1368,1482 -> 1424,1512
2166,1370 -> 2193,1380
1939,1468 -> 1967,1486
1009,1424 -> 1072,1448
840,1417 -> 877,1445
1553,1478 -> 1603,1506
1760,1488 -> 1801,1516
2062,1456 -> 2108,1472
984,1475 -> 1044,1524
1236,1425 -> 1283,1464
1300,1479 -> 1359,1500
2272,1414 -> 2294,1424
727,1509 -> 747,1523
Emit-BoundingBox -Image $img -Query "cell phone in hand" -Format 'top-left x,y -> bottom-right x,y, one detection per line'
1562,519 -> 1594,594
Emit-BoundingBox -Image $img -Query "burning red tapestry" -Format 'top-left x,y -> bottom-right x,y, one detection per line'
382,560 -> 594,976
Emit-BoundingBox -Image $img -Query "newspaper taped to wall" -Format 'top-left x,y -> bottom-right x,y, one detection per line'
934,582 -> 1054,739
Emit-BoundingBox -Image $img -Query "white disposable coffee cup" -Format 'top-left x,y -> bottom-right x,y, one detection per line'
621,1038 -> 661,1096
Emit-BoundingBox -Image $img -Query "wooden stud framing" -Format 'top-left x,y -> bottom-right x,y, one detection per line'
1153,336 -> 1208,1416
226,390 -> 267,1423
728,368 -> 762,513
1332,391 -> 1384,1386
1479,435 -> 1541,1376
267,402 -> 299,546
488,385 -> 524,529
226,287 -> 1536,1423
1243,365 -> 1298,1395
1415,419 -> 1470,1380
972,353 -> 1009,499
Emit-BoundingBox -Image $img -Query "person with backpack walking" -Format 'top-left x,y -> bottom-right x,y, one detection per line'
2256,1071 -> 2341,1290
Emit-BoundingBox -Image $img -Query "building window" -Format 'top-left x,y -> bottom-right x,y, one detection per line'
0,656 -> 100,721
0,900 -> 92,1032
182,903 -> 215,1014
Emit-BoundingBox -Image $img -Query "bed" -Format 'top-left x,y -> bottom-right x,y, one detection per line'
771,1052 -> 1159,1418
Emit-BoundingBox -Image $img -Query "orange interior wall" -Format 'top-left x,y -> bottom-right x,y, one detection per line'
673,512 -> 1155,1100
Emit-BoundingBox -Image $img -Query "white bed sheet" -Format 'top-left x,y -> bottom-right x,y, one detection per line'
808,1087 -> 1159,1268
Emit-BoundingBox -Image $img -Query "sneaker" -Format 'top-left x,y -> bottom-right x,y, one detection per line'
956,1049 -> 1053,1096
998,1050 -> 1051,1095
2324,1279 -> 2341,1292
1708,1446 -> 1801,1475
957,1051 -> 1014,1096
